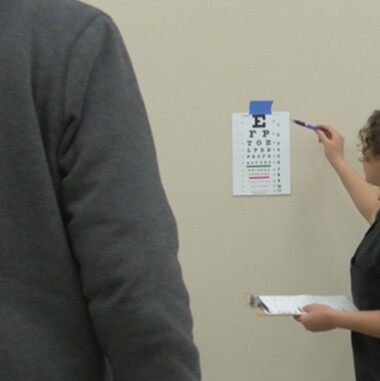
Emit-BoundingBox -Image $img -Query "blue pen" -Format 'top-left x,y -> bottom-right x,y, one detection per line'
292,118 -> 332,138
292,119 -> 317,131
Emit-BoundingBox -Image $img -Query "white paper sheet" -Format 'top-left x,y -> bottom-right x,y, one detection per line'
232,112 -> 290,196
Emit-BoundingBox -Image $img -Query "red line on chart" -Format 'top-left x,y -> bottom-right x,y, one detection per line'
249,176 -> 270,180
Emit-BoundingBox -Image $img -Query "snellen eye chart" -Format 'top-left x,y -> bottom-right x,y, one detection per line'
232,109 -> 291,196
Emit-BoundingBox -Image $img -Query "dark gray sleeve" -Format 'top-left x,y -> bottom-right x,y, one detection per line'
59,15 -> 200,381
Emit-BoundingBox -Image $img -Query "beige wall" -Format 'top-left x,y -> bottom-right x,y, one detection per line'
83,1 -> 380,380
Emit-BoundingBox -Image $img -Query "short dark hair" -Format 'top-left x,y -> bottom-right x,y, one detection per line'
359,110 -> 380,159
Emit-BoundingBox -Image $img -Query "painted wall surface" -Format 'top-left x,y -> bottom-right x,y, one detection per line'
83,1 -> 380,380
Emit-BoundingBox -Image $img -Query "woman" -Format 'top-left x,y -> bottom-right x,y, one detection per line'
295,110 -> 380,381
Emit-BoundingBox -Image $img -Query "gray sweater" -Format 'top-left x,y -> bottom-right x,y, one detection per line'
0,0 -> 200,379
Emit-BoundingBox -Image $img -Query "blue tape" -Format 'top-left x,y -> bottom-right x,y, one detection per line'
249,100 -> 273,116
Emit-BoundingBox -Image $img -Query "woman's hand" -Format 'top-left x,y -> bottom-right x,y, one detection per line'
315,124 -> 345,167
294,304 -> 338,332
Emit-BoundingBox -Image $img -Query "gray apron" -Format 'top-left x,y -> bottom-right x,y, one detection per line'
351,212 -> 380,381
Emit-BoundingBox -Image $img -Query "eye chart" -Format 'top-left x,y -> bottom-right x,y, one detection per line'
232,101 -> 291,196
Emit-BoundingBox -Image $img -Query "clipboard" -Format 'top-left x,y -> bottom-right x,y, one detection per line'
244,293 -> 357,316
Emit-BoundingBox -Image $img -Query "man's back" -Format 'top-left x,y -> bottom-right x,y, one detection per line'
0,1 -> 200,380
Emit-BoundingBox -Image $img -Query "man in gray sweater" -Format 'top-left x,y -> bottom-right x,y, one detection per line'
0,0 -> 201,380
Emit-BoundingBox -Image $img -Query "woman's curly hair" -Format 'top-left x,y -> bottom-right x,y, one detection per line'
358,110 -> 380,160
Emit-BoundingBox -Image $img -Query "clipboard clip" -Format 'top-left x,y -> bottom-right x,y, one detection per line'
243,293 -> 270,312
